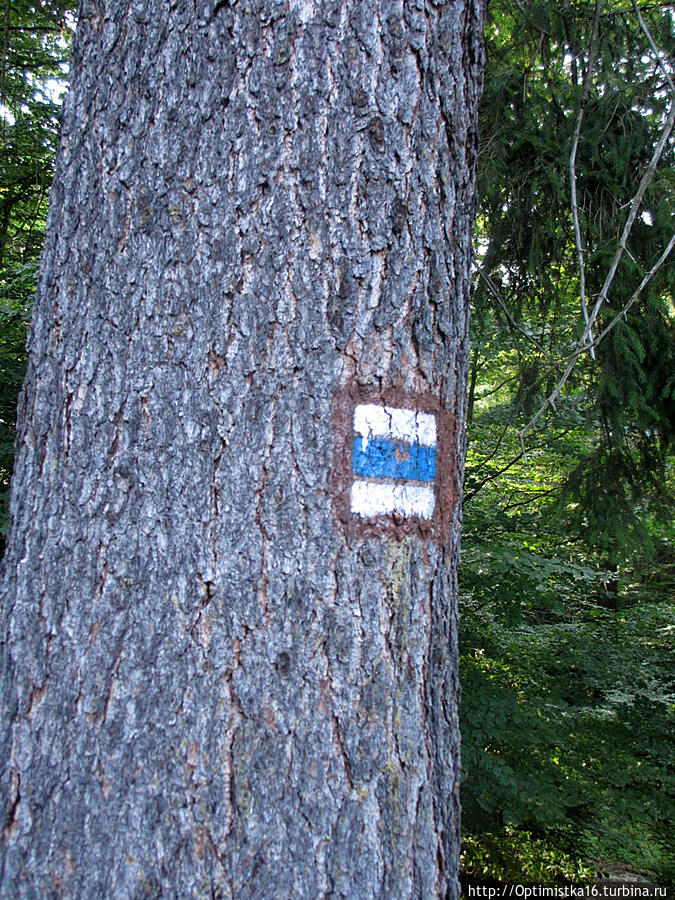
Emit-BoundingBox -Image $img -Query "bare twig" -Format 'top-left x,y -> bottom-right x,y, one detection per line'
464,450 -> 525,503
631,0 -> 675,93
1,0 -> 10,133
569,0 -> 603,358
472,406 -> 519,475
6,26 -> 65,33
475,374 -> 518,403
501,486 -> 560,512
474,262 -> 554,361
466,425 -> 574,503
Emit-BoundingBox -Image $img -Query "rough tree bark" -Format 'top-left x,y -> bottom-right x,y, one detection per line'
0,0 -> 483,897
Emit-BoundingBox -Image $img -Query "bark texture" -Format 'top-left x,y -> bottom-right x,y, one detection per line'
0,0 -> 483,897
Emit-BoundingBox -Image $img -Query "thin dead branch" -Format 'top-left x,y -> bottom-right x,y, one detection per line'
569,0 -> 603,358
631,0 -> 675,93
474,262 -> 555,362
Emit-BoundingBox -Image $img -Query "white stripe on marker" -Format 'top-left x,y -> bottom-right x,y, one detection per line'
353,404 -> 436,447
350,481 -> 435,519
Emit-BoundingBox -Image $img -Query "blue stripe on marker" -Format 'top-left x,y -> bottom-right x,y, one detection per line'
352,437 -> 436,483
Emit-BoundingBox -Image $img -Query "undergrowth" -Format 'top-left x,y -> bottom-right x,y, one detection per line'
459,535 -> 674,884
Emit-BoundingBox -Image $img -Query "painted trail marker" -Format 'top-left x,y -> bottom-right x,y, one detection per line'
350,403 -> 437,520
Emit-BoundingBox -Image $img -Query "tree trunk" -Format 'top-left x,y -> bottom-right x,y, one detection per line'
0,1 -> 483,897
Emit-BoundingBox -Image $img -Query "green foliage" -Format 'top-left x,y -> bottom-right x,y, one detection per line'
463,2 -> 674,882
462,353 -> 674,880
0,294 -> 31,534
460,584 -> 675,881
474,0 -> 674,574
461,437 -> 675,880
0,0 -> 76,537
462,828 -> 597,883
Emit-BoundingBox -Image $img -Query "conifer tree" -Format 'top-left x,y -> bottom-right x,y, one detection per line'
472,0 -> 674,583
0,1 -> 484,896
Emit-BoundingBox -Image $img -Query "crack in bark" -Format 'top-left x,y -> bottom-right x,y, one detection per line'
25,676 -> 46,723
3,769 -> 20,844
221,646 -> 244,843
254,395 -> 278,626
330,712 -> 354,794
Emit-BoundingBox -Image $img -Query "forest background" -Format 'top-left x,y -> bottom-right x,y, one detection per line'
0,0 -> 672,885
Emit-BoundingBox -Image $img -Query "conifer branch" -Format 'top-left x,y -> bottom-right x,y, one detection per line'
519,5 -> 675,460
580,233 -> 675,354
569,0 -> 603,359
631,0 -> 675,93
580,95 -> 674,348
520,232 -> 674,456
